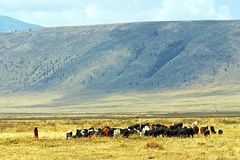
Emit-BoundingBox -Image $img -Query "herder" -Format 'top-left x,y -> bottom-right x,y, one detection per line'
34,127 -> 39,139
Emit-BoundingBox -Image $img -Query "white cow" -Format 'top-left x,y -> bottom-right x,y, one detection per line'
192,121 -> 198,126
113,129 -> 121,137
140,126 -> 150,137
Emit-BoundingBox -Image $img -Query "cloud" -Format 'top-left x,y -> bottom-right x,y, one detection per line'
153,0 -> 232,21
0,0 -> 236,27
216,6 -> 232,19
83,4 -> 100,19
0,0 -> 91,26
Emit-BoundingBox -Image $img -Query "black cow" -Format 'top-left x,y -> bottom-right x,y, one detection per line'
76,129 -> 82,138
66,131 -> 73,140
193,126 -> 199,135
177,127 -> 194,138
203,129 -> 210,136
152,125 -> 166,137
96,128 -> 102,136
163,128 -> 176,137
128,124 -> 141,131
170,123 -> 183,130
144,129 -> 156,137
177,127 -> 187,137
88,128 -> 98,137
210,126 -> 216,134
218,129 -> 223,135
75,129 -> 89,138
186,127 -> 194,137
83,129 -> 89,137
120,128 -> 131,138
109,128 -> 116,137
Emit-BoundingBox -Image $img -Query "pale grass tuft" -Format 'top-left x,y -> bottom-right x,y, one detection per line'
146,142 -> 164,150
198,142 -> 206,146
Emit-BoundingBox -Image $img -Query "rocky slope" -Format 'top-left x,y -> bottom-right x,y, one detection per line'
0,20 -> 240,100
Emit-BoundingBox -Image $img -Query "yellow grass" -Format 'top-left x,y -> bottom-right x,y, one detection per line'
0,118 -> 239,160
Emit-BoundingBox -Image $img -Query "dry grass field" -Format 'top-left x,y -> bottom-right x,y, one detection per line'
0,117 -> 239,160
1,85 -> 240,119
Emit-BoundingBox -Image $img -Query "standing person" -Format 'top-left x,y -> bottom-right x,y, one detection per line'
34,127 -> 39,139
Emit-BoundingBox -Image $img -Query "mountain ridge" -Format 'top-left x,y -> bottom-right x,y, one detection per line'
0,15 -> 41,32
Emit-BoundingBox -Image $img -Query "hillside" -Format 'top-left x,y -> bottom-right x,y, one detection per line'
0,16 -> 41,32
0,20 -> 240,108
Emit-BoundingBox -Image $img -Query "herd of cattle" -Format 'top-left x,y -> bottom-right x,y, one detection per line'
66,122 -> 223,139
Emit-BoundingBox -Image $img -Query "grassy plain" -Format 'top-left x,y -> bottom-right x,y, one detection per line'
1,84 -> 240,119
0,117 -> 239,160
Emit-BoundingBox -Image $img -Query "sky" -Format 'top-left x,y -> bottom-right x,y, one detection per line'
0,0 -> 240,27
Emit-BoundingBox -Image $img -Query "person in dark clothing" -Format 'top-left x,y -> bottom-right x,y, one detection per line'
34,127 -> 39,139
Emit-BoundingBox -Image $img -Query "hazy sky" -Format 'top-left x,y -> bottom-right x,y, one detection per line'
0,0 -> 239,27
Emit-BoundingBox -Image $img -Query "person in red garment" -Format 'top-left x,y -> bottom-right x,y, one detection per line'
34,127 -> 39,139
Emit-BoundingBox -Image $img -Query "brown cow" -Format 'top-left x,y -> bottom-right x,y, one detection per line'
102,127 -> 110,137
200,126 -> 208,134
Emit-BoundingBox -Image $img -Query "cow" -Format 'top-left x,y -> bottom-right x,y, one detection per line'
170,123 -> 183,130
151,125 -> 166,137
176,127 -> 187,137
192,121 -> 198,126
109,128 -> 116,137
203,129 -> 210,136
186,127 -> 194,137
177,126 -> 194,138
66,131 -> 73,140
113,129 -> 121,137
163,128 -> 176,137
218,129 -> 223,135
96,128 -> 102,136
144,129 -> 156,137
120,128 -> 131,138
141,125 -> 150,137
210,126 -> 216,134
193,126 -> 199,135
200,126 -> 208,134
128,124 -> 141,131
75,129 -> 88,138
76,129 -> 82,138
102,127 -> 110,137
88,128 -> 98,138
82,129 -> 89,137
